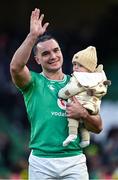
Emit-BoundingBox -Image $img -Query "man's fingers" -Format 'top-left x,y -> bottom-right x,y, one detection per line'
31,8 -> 40,20
43,22 -> 49,31
39,14 -> 44,22
34,8 -> 40,19
71,96 -> 79,103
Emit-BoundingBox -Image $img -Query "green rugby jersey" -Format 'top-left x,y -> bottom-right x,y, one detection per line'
19,71 -> 83,158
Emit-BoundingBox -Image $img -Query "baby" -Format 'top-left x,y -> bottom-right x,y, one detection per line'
58,46 -> 111,147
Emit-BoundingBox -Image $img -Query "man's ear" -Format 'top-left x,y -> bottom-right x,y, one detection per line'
34,56 -> 41,65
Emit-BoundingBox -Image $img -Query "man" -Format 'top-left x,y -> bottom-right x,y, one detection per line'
10,8 -> 102,180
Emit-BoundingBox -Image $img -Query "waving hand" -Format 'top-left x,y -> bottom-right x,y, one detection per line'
30,8 -> 49,38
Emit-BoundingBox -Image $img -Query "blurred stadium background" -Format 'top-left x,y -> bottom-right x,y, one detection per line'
0,0 -> 118,179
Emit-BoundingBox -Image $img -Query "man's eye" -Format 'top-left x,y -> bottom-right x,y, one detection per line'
54,48 -> 59,53
42,51 -> 50,56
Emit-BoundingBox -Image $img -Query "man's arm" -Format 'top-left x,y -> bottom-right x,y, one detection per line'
66,96 -> 102,133
10,8 -> 49,88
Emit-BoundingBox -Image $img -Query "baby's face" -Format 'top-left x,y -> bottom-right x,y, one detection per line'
73,62 -> 89,72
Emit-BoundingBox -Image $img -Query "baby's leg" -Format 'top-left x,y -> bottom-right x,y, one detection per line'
63,118 -> 78,146
79,126 -> 90,148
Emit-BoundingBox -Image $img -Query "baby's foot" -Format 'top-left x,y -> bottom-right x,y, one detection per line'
79,141 -> 90,148
63,134 -> 77,146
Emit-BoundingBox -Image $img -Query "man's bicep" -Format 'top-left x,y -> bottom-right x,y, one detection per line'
11,66 -> 31,88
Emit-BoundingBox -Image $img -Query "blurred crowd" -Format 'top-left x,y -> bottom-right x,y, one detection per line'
0,33 -> 30,179
85,128 -> 118,179
0,32 -> 118,179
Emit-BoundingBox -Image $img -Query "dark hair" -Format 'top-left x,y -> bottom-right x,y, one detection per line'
33,34 -> 59,56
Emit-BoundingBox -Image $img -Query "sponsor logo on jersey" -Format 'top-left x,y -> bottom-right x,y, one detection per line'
57,98 -> 67,110
51,111 -> 66,117
51,99 -> 67,117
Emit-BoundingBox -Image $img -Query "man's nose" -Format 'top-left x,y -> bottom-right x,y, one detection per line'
50,52 -> 56,59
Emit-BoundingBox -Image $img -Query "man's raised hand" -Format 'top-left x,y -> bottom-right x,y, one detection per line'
30,8 -> 49,38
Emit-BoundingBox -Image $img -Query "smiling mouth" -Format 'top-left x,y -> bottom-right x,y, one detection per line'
48,60 -> 59,64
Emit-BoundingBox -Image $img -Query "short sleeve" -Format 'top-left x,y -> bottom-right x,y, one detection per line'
17,71 -> 36,94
